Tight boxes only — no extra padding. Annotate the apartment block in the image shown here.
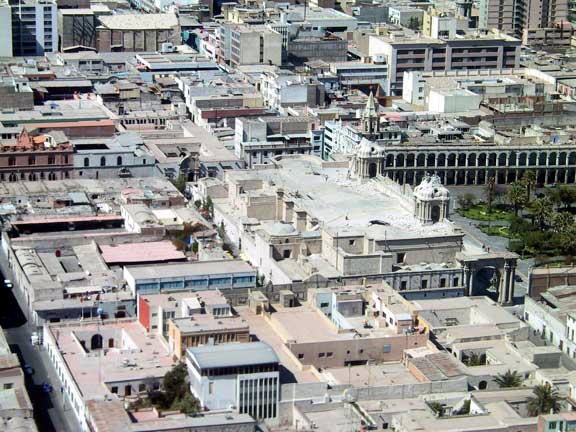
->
[479,0,568,36]
[230,25,282,66]
[369,30,521,95]
[10,0,58,56]
[0,0,12,57]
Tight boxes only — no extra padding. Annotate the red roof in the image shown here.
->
[100,241,186,264]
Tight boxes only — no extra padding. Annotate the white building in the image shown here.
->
[524,285,576,360]
[186,342,280,419]
[0,0,12,57]
[11,0,58,56]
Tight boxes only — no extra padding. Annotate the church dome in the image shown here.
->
[414,174,449,201]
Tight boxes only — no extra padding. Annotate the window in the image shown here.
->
[318,352,325,358]
[3,383,13,390]
[396,253,405,264]
[440,278,446,288]
[111,386,118,394]
[421,280,428,289]
[48,155,55,164]
[8,156,15,166]
[453,277,460,286]
[359,349,364,354]
[320,302,329,308]
[209,382,214,394]
[138,384,146,392]
[400,281,407,291]
[298,353,304,359]
[283,250,291,259]
[383,344,391,353]
[100,156,106,167]
[117,156,123,166]
[28,155,35,165]
[327,352,333,357]
[349,239,355,246]
[84,157,89,167]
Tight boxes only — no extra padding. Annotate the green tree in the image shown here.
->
[171,173,187,194]
[560,224,576,256]
[530,197,553,229]
[163,363,188,403]
[522,171,537,205]
[506,182,527,216]
[527,384,561,416]
[551,211,574,234]
[485,177,496,213]
[428,401,444,417]
[494,370,523,388]
[555,186,576,210]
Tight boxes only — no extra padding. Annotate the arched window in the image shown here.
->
[84,157,89,167]
[28,155,36,165]
[48,172,56,181]
[117,156,123,166]
[100,156,106,167]
[8,156,15,166]
[91,334,103,350]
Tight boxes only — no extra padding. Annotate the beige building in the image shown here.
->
[230,25,282,66]
[368,30,521,95]
[168,315,250,360]
[479,0,568,37]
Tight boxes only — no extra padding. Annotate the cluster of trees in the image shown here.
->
[130,363,200,415]
[460,172,576,258]
[493,371,561,416]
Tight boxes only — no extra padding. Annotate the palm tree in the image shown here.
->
[494,370,523,388]
[522,171,537,204]
[527,384,561,416]
[506,182,527,216]
[556,186,576,210]
[560,225,576,257]
[530,197,553,229]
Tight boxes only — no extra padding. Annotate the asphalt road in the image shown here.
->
[0,254,78,432]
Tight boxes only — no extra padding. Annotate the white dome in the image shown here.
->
[414,174,449,201]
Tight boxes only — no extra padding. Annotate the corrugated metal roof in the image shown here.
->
[187,342,278,369]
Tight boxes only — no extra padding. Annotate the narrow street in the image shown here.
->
[0,253,78,432]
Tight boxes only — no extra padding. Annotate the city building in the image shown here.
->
[368,29,521,95]
[58,9,96,51]
[230,25,282,66]
[479,0,568,37]
[186,342,280,419]
[10,0,58,56]
[0,129,74,182]
[123,260,257,296]
[95,13,180,52]
[0,0,13,57]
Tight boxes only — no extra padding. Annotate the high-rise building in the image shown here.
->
[10,0,58,56]
[0,0,13,57]
[479,0,568,36]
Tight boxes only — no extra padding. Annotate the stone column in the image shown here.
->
[507,265,516,304]
[464,265,472,296]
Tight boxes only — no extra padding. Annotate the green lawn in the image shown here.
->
[477,224,514,238]
[459,203,515,222]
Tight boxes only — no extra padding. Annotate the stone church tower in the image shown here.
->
[361,92,380,138]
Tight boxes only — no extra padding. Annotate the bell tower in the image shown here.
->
[361,92,380,138]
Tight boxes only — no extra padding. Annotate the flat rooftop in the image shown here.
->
[125,260,255,280]
[99,241,185,264]
[187,342,278,369]
[48,319,174,399]
[321,362,420,387]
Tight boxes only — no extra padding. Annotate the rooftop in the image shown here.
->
[99,241,186,265]
[187,341,278,369]
[124,260,254,280]
[98,13,178,30]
